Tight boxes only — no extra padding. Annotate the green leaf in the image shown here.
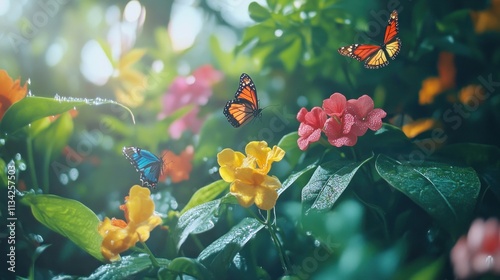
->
[0,96,134,135]
[249,2,271,22]
[278,162,317,196]
[160,257,214,280]
[88,254,171,280]
[174,194,237,250]
[21,193,104,261]
[180,180,228,215]
[277,132,301,170]
[302,156,373,214]
[33,112,73,164]
[279,36,302,72]
[197,218,264,276]
[194,114,234,163]
[357,123,411,149]
[375,154,481,237]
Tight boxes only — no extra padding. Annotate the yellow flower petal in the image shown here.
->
[230,180,256,208]
[119,49,146,70]
[127,185,155,223]
[254,184,279,211]
[230,168,281,210]
[245,141,285,174]
[217,148,245,182]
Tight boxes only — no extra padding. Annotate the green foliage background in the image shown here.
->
[1,0,500,279]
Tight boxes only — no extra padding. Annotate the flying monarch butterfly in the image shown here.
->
[223,73,262,128]
[338,10,401,69]
[123,146,165,188]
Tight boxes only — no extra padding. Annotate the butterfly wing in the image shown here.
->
[338,44,389,69]
[338,10,401,68]
[223,73,261,128]
[123,147,163,188]
[382,10,401,60]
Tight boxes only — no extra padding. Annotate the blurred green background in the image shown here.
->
[1,0,500,278]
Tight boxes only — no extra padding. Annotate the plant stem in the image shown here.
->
[140,240,160,268]
[26,137,39,191]
[265,210,291,274]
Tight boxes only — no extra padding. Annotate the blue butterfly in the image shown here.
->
[122,147,164,188]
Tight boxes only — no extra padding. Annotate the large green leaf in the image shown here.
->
[174,194,237,250]
[88,254,170,280]
[278,162,317,196]
[180,180,228,215]
[277,132,301,170]
[21,193,104,261]
[375,154,481,236]
[302,156,373,214]
[197,218,264,277]
[159,257,214,280]
[0,96,133,135]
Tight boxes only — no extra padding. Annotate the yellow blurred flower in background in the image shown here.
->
[98,185,162,261]
[110,49,148,108]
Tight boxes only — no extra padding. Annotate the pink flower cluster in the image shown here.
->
[297,93,387,150]
[451,218,500,279]
[159,65,223,139]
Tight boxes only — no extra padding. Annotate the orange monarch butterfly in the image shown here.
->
[338,10,401,69]
[223,73,262,128]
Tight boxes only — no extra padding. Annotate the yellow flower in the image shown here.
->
[0,69,28,121]
[217,141,285,210]
[110,49,147,108]
[231,168,281,210]
[98,185,162,262]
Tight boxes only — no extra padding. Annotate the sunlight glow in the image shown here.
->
[168,3,203,52]
[0,0,10,16]
[80,40,113,86]
[45,40,65,66]
[124,0,142,22]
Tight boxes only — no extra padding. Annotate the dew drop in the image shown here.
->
[59,173,69,185]
[314,239,321,247]
[14,153,21,160]
[69,168,79,181]
[18,163,26,171]
[0,139,5,145]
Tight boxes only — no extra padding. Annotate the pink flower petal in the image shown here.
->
[323,93,347,118]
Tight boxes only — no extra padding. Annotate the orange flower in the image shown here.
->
[402,118,438,138]
[459,84,485,107]
[419,52,456,105]
[470,0,500,33]
[0,70,28,120]
[98,185,162,261]
[160,145,194,183]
